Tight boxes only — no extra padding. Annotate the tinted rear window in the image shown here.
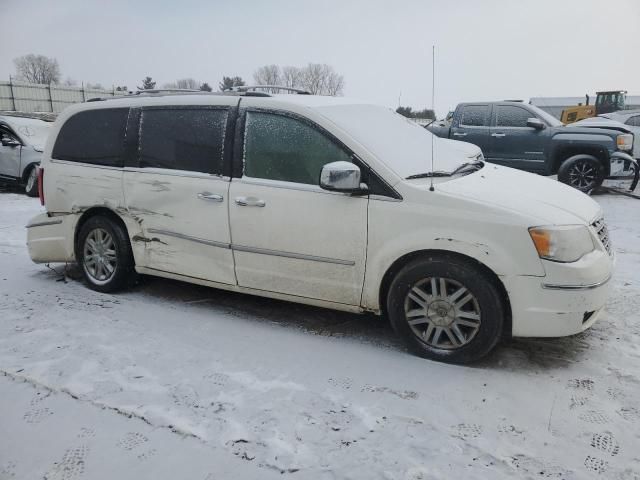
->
[138,108,228,174]
[52,109,129,167]
[460,105,489,126]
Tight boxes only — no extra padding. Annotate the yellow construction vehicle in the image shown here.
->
[561,90,627,124]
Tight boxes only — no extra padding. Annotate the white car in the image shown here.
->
[26,91,614,363]
[0,115,51,196]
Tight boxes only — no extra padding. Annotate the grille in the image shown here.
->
[592,217,612,256]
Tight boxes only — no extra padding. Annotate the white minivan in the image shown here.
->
[27,91,614,363]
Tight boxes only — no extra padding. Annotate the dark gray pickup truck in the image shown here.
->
[428,101,635,191]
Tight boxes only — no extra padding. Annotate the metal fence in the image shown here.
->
[0,79,127,114]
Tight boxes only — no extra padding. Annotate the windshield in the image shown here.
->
[527,105,563,127]
[315,104,470,179]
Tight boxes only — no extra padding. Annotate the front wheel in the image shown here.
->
[24,166,38,197]
[386,255,504,364]
[77,216,135,293]
[557,155,604,193]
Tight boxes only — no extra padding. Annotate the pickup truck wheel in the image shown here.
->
[386,255,504,364]
[557,155,604,192]
[24,166,39,197]
[77,216,135,293]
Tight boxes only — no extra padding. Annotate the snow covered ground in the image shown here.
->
[0,189,639,480]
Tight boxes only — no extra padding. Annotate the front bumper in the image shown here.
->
[506,247,614,337]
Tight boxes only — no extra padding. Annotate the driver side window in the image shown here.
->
[243,111,352,185]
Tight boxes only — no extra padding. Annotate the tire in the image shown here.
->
[77,216,135,293]
[386,255,504,364]
[24,166,38,197]
[557,155,604,193]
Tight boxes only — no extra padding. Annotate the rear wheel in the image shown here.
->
[557,155,604,192]
[386,255,504,364]
[77,216,135,293]
[24,166,38,197]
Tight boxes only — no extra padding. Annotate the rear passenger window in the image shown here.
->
[496,106,533,127]
[139,108,228,174]
[460,105,489,127]
[52,109,128,167]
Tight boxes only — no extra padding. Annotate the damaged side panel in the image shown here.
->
[122,169,236,286]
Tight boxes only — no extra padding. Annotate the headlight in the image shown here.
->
[617,133,633,151]
[528,225,595,263]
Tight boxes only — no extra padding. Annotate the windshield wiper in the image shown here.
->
[450,161,483,175]
[406,161,483,180]
[406,171,452,180]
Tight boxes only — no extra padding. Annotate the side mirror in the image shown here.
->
[320,161,367,193]
[1,138,21,147]
[526,118,545,130]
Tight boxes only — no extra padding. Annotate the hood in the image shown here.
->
[0,115,51,150]
[437,164,601,225]
[559,124,621,136]
[569,117,632,134]
[438,138,483,160]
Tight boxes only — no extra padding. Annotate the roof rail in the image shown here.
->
[228,85,311,95]
[84,89,274,104]
[135,88,200,95]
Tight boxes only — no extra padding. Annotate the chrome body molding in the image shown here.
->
[541,274,611,291]
[232,244,355,266]
[26,218,63,229]
[145,228,355,266]
[146,228,230,249]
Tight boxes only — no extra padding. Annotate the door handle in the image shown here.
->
[453,132,467,137]
[491,133,506,138]
[235,196,266,207]
[197,192,224,202]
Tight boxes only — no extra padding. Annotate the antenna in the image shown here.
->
[429,45,435,192]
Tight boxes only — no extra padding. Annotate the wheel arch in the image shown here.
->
[73,207,132,260]
[551,146,610,176]
[21,162,40,183]
[378,249,512,338]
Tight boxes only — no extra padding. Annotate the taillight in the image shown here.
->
[38,167,44,206]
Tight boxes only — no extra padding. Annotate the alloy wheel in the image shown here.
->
[404,276,481,349]
[25,167,37,193]
[568,160,598,190]
[83,228,117,285]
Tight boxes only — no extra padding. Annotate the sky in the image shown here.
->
[2,0,639,117]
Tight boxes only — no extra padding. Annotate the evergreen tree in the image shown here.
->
[138,76,156,90]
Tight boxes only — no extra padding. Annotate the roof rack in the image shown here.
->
[227,85,311,95]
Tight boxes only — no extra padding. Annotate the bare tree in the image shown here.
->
[281,66,302,90]
[176,78,199,89]
[62,77,77,87]
[86,83,105,90]
[299,63,344,96]
[13,54,61,84]
[253,65,281,92]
